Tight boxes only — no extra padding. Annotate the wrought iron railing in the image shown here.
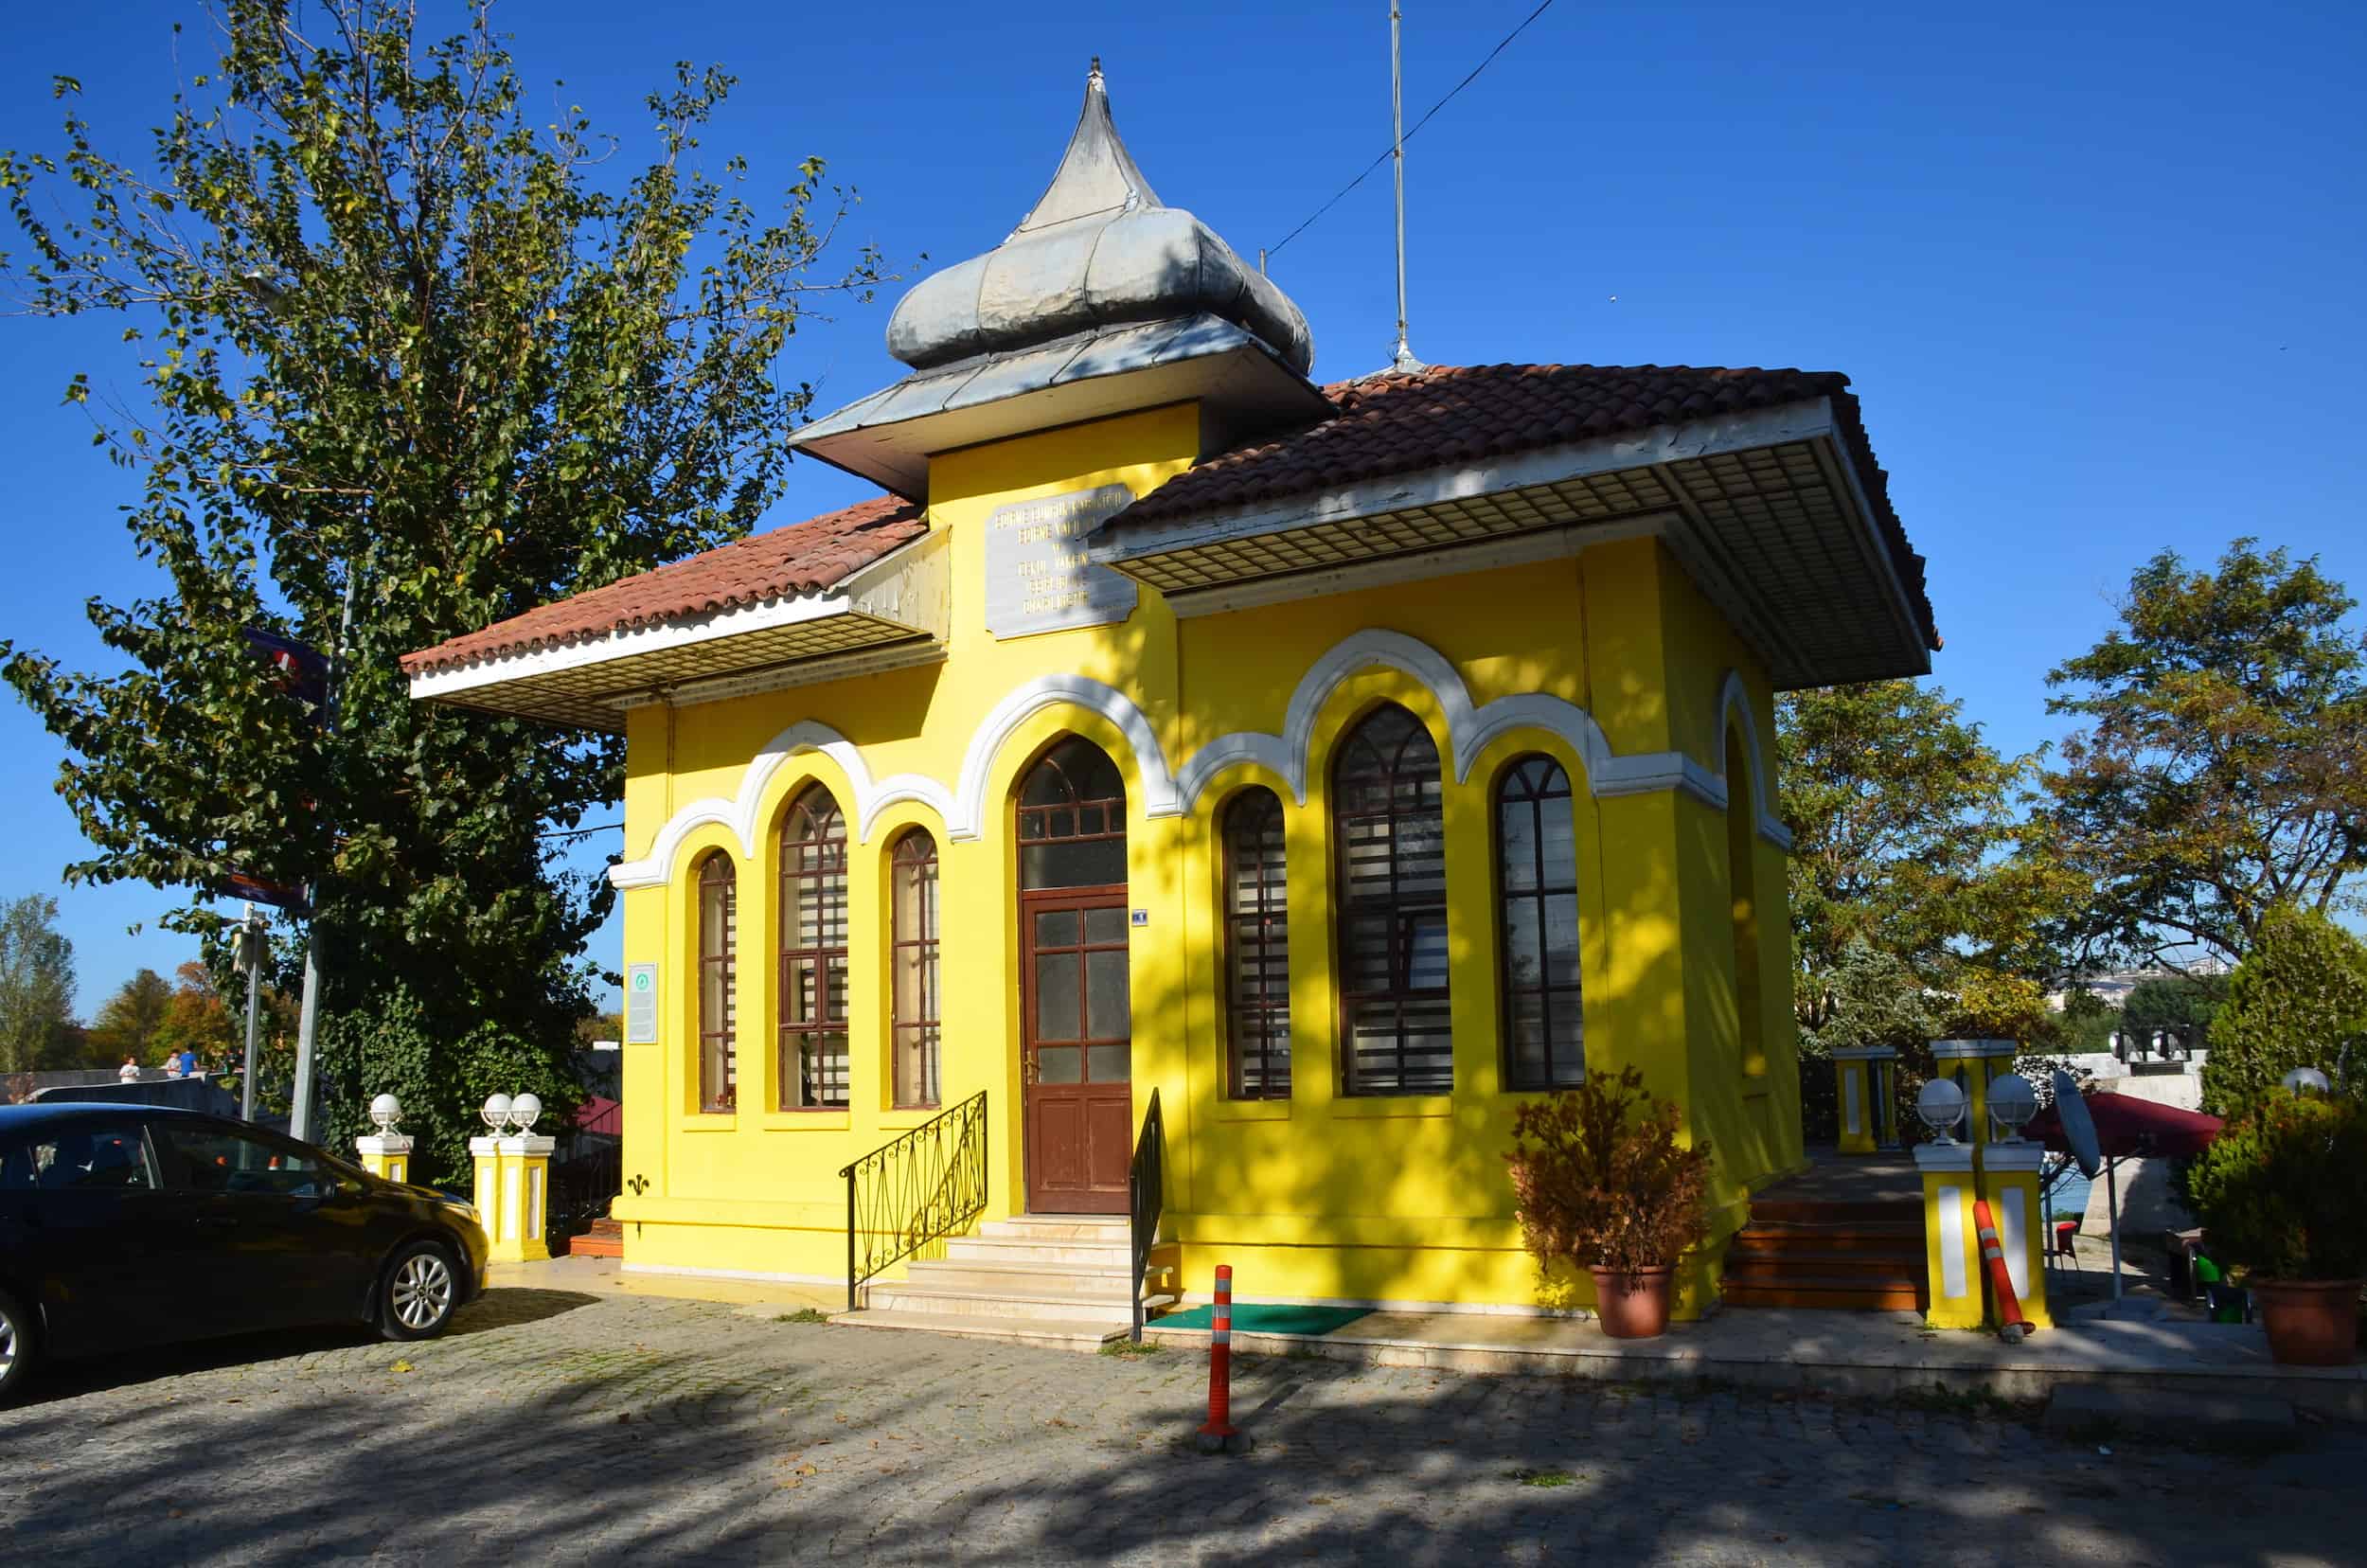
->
[838,1090,988,1311]
[1129,1087,1166,1344]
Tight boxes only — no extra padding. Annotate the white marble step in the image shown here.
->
[944,1234,1133,1268]
[865,1280,1140,1321]
[907,1258,1137,1299]
[980,1215,1131,1244]
[832,1307,1129,1351]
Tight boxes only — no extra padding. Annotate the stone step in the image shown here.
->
[1748,1198,1925,1226]
[905,1258,1139,1299]
[1727,1222,1925,1254]
[980,1216,1132,1244]
[1719,1274,1928,1312]
[832,1307,1130,1352]
[566,1231,624,1258]
[865,1280,1147,1322]
[1721,1252,1924,1283]
[946,1234,1133,1268]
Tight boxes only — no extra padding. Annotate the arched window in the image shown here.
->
[1221,788,1290,1099]
[778,786,849,1110]
[1017,736,1127,890]
[1333,704,1452,1096]
[890,829,941,1109]
[696,851,738,1114]
[1726,729,1766,1077]
[1497,756,1584,1089]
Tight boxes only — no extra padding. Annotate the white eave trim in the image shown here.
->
[404,530,948,707]
[1088,400,1842,567]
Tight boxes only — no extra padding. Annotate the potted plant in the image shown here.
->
[1506,1067,1714,1339]
[2187,1090,2367,1365]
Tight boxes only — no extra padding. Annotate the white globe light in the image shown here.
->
[481,1092,513,1131]
[2283,1066,2332,1096]
[510,1093,543,1135]
[369,1093,401,1134]
[1916,1078,1967,1143]
[1987,1074,2038,1140]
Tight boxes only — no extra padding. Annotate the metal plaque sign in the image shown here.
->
[983,482,1138,639]
[626,962,659,1044]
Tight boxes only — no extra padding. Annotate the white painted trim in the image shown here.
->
[2001,1185,2031,1300]
[409,590,870,702]
[1939,1186,1967,1299]
[1842,1068,1862,1136]
[1092,401,1839,565]
[1164,1290,1589,1321]
[948,675,1179,841]
[1715,668,1796,850]
[608,719,955,888]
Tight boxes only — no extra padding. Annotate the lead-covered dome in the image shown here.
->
[885,62,1314,375]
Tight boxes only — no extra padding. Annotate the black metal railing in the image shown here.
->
[1128,1088,1166,1344]
[546,1138,623,1255]
[838,1091,988,1311]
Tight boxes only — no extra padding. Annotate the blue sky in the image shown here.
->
[3,0,2361,1013]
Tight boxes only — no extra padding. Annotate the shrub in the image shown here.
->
[2201,904,2367,1118]
[2188,1092,2367,1280]
[1506,1067,1713,1278]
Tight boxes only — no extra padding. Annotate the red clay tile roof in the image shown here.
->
[1106,362,1937,650]
[400,495,928,675]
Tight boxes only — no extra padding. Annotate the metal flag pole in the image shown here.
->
[239,900,263,1123]
[1388,2,1425,374]
[288,549,360,1143]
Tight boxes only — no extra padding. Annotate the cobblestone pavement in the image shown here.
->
[2,1287,2359,1566]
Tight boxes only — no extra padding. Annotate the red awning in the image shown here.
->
[2028,1091,2223,1161]
[575,1096,620,1135]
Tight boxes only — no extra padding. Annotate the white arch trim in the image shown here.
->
[608,639,1789,890]
[1715,668,1794,849]
[947,674,1180,841]
[608,720,955,889]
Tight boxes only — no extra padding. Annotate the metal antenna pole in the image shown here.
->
[1388,2,1425,373]
[239,900,263,1123]
[289,553,357,1142]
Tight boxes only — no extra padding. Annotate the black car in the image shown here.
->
[0,1102,490,1400]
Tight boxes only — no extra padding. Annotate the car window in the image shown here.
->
[156,1124,338,1199]
[0,1124,156,1192]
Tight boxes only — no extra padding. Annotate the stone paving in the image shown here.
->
[2,1287,2359,1565]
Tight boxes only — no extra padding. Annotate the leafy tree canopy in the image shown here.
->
[0,1,889,1177]
[2036,539,2367,967]
[2199,903,2367,1117]
[88,967,175,1064]
[0,893,80,1073]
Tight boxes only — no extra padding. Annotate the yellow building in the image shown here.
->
[403,67,1936,1331]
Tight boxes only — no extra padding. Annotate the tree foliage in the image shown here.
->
[2199,904,2367,1118]
[0,2,887,1178]
[153,959,243,1068]
[1778,680,2047,1029]
[88,966,175,1064]
[2036,540,2367,967]
[2189,1091,2367,1280]
[0,894,80,1072]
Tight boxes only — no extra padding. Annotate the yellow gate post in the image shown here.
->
[1979,1139,2052,1330]
[1912,1078,1984,1327]
[1830,1045,1895,1155]
[470,1093,555,1263]
[1929,1041,2018,1153]
[355,1093,413,1185]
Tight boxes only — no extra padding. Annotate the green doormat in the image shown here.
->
[1155,1303,1369,1336]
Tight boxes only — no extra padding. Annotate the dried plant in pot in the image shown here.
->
[1506,1067,1714,1339]
[2188,1090,2367,1365]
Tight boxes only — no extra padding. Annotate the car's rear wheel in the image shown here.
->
[379,1241,460,1342]
[0,1287,37,1403]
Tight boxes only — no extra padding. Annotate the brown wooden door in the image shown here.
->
[1021,886,1132,1213]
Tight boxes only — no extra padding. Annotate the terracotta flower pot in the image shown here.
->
[1589,1265,1675,1339]
[2251,1277,2361,1366]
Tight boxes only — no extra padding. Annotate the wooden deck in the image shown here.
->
[1719,1148,1927,1312]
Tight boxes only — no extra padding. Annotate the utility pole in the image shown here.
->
[238,900,263,1123]
[288,550,361,1143]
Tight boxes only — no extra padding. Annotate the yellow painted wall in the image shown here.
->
[608,403,1802,1316]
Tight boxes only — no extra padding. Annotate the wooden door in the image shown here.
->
[1021,887,1132,1213]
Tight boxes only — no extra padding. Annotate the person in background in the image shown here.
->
[163,1054,184,1079]
[117,1056,139,1083]
[177,1046,198,1078]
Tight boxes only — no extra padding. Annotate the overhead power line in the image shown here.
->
[1266,0,1562,262]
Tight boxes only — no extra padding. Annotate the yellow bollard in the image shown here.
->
[1913,1140,1984,1328]
[1979,1140,2052,1330]
[1830,1046,1895,1154]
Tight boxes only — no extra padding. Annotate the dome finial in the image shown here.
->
[1089,56,1104,91]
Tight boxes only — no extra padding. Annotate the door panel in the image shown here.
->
[0,1120,182,1354]
[152,1121,375,1330]
[1023,885,1132,1214]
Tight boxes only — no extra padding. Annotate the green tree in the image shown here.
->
[2199,904,2367,1117]
[151,959,241,1070]
[1779,680,2041,1031]
[88,967,175,1064]
[0,1,889,1178]
[2120,971,2226,1048]
[0,893,79,1072]
[2037,540,2367,967]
